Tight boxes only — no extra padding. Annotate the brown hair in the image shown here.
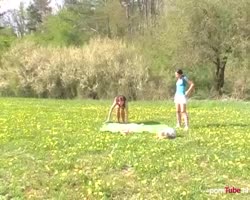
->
[176,69,183,75]
[116,95,126,108]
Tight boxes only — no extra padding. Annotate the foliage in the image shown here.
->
[160,0,250,96]
[26,0,52,32]
[0,0,249,99]
[0,27,16,50]
[0,28,16,68]
[29,9,84,46]
[0,38,149,99]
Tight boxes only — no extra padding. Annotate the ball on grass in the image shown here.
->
[157,128,176,139]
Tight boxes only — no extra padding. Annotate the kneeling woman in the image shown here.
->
[106,95,128,123]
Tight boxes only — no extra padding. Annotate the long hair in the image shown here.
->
[116,95,126,108]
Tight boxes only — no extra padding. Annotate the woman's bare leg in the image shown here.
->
[121,108,125,123]
[175,104,181,127]
[180,104,189,130]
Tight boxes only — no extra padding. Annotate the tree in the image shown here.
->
[32,9,83,46]
[4,3,27,37]
[26,0,52,32]
[189,1,234,95]
[14,3,27,37]
[0,1,17,53]
[62,0,111,40]
[163,0,249,96]
[33,0,52,18]
[26,4,42,32]
[61,0,165,39]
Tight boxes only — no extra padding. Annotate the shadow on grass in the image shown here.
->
[133,121,162,125]
[202,123,249,128]
[173,135,185,138]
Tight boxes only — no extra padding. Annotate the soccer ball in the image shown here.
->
[157,128,176,139]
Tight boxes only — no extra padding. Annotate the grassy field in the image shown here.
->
[0,98,249,200]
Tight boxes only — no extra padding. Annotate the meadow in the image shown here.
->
[0,98,249,200]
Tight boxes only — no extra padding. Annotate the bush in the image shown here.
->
[0,38,150,99]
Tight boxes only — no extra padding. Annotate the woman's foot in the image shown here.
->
[176,124,181,128]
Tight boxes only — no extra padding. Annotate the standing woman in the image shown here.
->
[106,95,128,123]
[174,69,194,130]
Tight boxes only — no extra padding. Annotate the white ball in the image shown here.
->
[158,128,176,139]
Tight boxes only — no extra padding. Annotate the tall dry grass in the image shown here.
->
[0,38,150,99]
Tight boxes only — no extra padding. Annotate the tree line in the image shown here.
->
[0,0,249,100]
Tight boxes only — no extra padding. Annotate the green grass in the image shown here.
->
[0,98,249,200]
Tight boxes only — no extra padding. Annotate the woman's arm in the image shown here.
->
[106,99,116,122]
[185,80,195,97]
[124,102,128,123]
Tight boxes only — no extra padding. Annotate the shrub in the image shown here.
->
[0,38,149,99]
